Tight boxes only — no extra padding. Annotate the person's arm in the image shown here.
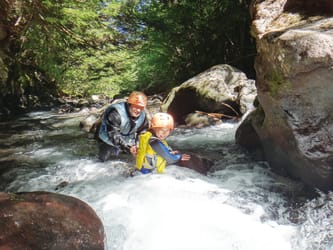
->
[127,112,149,156]
[105,109,132,152]
[149,138,182,164]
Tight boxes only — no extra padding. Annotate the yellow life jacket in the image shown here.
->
[136,131,168,173]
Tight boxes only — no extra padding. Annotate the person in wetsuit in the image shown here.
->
[136,112,190,174]
[97,91,149,162]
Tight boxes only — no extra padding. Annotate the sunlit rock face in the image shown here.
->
[160,64,257,125]
[0,191,105,249]
[246,0,333,190]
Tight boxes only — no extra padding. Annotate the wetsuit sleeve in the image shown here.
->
[105,108,131,151]
[149,138,181,164]
[133,112,149,144]
[136,113,149,134]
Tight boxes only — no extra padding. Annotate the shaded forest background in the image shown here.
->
[0,0,255,117]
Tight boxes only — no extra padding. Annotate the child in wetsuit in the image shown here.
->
[135,112,190,174]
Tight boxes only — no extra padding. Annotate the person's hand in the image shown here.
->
[130,145,138,156]
[181,153,191,161]
[170,150,179,154]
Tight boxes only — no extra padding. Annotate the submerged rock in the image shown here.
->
[177,153,214,175]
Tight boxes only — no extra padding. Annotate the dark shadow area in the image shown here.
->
[166,87,242,125]
[167,88,198,124]
[284,0,333,16]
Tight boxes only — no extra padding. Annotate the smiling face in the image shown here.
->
[128,104,144,118]
[153,127,171,140]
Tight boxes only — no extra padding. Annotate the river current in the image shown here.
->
[0,110,333,250]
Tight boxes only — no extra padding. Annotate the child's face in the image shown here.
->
[153,127,171,140]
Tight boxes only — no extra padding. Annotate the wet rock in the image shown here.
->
[0,191,105,249]
[244,0,333,191]
[177,153,214,175]
[54,181,70,191]
[235,111,265,161]
[80,114,100,133]
[184,112,222,128]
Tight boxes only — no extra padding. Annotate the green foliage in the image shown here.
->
[4,0,255,104]
[61,46,138,96]
[55,1,140,97]
[116,0,255,93]
[18,0,139,98]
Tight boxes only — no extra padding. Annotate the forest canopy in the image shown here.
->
[0,0,255,113]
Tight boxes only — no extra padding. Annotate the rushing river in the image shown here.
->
[1,110,333,250]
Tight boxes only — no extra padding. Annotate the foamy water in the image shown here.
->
[1,111,332,250]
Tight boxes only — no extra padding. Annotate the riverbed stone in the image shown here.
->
[0,191,105,249]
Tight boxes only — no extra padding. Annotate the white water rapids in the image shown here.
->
[1,110,333,250]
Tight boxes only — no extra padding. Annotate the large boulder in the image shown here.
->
[160,64,257,125]
[0,191,105,249]
[237,0,333,191]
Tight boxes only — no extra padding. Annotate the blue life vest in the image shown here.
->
[98,102,146,147]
